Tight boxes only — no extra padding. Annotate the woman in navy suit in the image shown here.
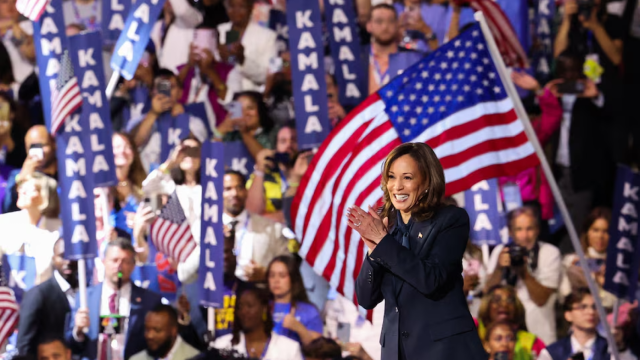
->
[348,142,487,360]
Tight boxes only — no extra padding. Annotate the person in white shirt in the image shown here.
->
[214,287,303,360]
[67,238,165,360]
[538,289,610,360]
[485,206,562,344]
[130,305,200,360]
[217,0,277,100]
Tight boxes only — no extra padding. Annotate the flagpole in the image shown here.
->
[105,70,121,100]
[474,11,620,359]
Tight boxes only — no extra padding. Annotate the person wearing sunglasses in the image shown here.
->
[538,288,609,360]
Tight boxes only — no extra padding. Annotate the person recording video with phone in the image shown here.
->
[485,207,562,345]
[128,69,208,172]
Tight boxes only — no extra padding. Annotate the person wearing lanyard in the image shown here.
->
[538,289,609,360]
[62,0,101,30]
[213,287,303,360]
[246,124,298,224]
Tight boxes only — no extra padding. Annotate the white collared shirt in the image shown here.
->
[538,334,598,360]
[100,282,132,317]
[160,336,182,360]
[223,210,252,280]
[54,270,76,309]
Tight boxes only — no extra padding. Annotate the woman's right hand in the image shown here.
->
[255,149,275,173]
[563,0,577,20]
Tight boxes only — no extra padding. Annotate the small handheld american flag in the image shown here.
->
[0,287,19,348]
[150,192,197,263]
[15,0,48,22]
[51,50,83,136]
[292,23,538,316]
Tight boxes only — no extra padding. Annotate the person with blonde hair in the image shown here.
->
[0,171,61,285]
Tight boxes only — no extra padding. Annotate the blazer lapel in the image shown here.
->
[394,219,435,297]
[126,285,143,343]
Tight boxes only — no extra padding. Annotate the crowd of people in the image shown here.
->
[0,0,639,359]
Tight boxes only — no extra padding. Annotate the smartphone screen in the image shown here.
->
[155,79,172,97]
[227,101,243,119]
[336,322,351,343]
[226,29,240,45]
[556,81,585,95]
[29,144,44,161]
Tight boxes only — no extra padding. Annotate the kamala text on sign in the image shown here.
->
[102,0,131,44]
[33,0,67,130]
[464,179,503,246]
[324,0,365,107]
[287,0,330,150]
[68,31,118,187]
[604,166,640,299]
[199,141,224,308]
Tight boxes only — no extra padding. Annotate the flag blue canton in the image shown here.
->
[57,50,75,90]
[379,23,508,143]
[159,192,187,223]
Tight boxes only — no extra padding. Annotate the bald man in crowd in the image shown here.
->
[2,124,57,213]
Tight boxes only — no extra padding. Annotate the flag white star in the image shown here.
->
[422,95,429,102]
[421,71,429,78]
[494,86,501,94]
[398,94,405,101]
[403,105,410,111]
[422,118,429,125]
[415,82,423,90]
[477,43,484,50]
[451,84,458,91]
[440,62,448,70]
[428,84,435,91]
[452,62,459,69]
[488,72,496,79]
[466,41,472,47]
[476,66,483,73]
[470,75,478,82]
[482,80,489,87]
[397,116,404,123]
[447,51,455,59]
[391,105,399,112]
[409,94,416,101]
[458,51,465,58]
[439,106,446,112]
[464,63,471,69]
[445,95,452,102]
[410,118,417,125]
[418,62,424,69]
[445,73,452,80]
[433,95,441,102]
[472,30,479,37]
[429,60,436,67]
[386,90,393,97]
[483,58,490,65]
[416,107,423,114]
[403,128,411,136]
[476,88,483,95]
[464,85,471,92]
[434,73,441,80]
[457,95,464,101]
[439,84,446,91]
[403,77,409,83]
[428,107,435,114]
[471,52,478,59]
[458,73,465,80]
[454,40,461,47]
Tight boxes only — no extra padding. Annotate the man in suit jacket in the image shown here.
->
[130,305,200,360]
[18,238,78,356]
[66,238,165,360]
[222,170,290,282]
[538,289,609,360]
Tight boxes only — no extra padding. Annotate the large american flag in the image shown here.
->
[51,50,82,136]
[16,0,48,22]
[150,192,197,263]
[291,23,538,309]
[455,0,528,68]
[0,287,19,347]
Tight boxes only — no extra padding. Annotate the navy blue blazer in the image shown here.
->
[545,334,608,360]
[356,205,487,360]
[66,283,163,360]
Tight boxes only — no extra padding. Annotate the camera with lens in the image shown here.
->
[508,245,527,267]
[577,0,595,20]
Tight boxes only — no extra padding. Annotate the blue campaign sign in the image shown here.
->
[32,0,68,132]
[158,112,190,163]
[2,254,36,303]
[268,9,289,54]
[56,115,98,260]
[68,31,118,187]
[502,183,523,213]
[223,141,255,177]
[199,141,224,308]
[102,0,132,44]
[131,264,160,293]
[324,0,365,108]
[464,179,503,246]
[110,0,166,80]
[287,0,330,151]
[184,102,212,137]
[603,165,640,300]
[533,0,555,82]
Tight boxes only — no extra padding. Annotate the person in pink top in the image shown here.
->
[499,72,563,224]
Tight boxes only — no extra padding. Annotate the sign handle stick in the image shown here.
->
[78,258,88,309]
[106,70,121,100]
[101,187,111,239]
[474,11,620,359]
[207,307,214,332]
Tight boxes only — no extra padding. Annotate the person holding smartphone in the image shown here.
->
[217,0,277,99]
[538,289,609,360]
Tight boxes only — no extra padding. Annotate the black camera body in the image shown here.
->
[508,245,527,267]
[577,0,595,19]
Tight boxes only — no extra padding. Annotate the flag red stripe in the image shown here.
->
[426,109,519,149]
[437,132,531,169]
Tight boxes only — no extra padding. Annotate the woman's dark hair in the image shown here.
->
[233,91,274,133]
[484,319,517,342]
[0,42,15,85]
[231,287,274,346]
[112,132,147,189]
[580,207,611,252]
[302,337,342,358]
[380,142,445,226]
[170,137,202,185]
[266,255,310,306]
